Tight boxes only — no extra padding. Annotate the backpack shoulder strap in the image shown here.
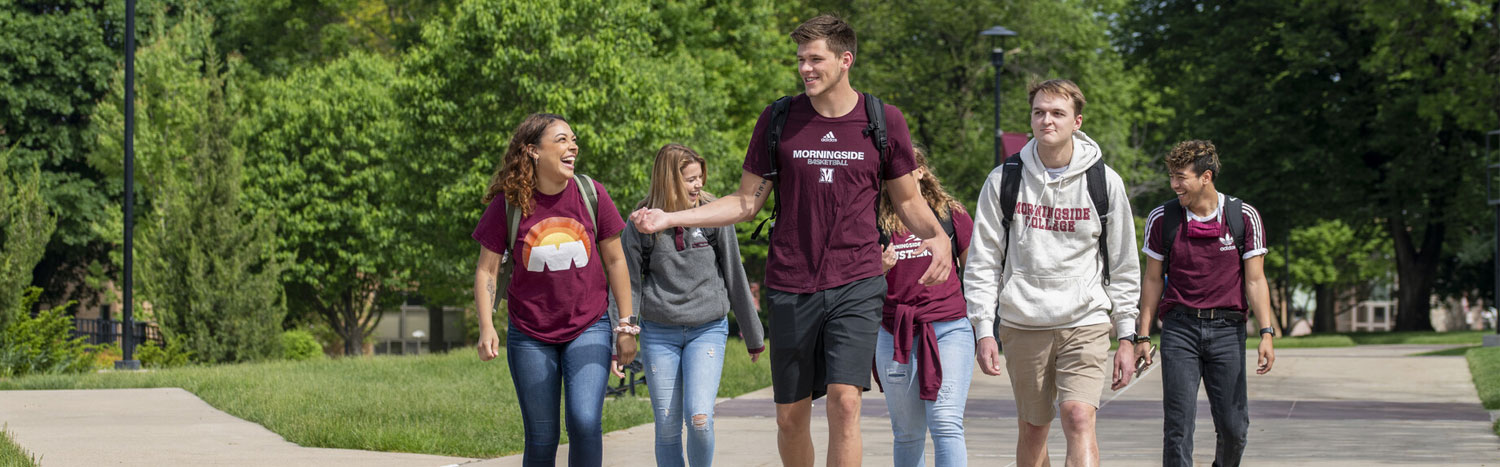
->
[1161,198,1185,274]
[1086,160,1112,284]
[751,96,795,240]
[574,174,598,240]
[505,200,521,261]
[999,153,1023,270]
[1224,196,1246,260]
[861,93,889,164]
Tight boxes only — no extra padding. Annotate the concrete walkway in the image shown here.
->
[2,345,1496,466]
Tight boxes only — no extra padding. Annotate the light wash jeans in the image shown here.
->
[641,317,729,467]
[875,317,974,467]
[506,314,611,467]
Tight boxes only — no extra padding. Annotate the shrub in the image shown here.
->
[137,335,193,369]
[280,330,325,361]
[0,288,92,378]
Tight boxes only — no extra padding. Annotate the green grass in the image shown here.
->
[1346,330,1489,345]
[1412,345,1479,357]
[1463,346,1500,436]
[0,338,771,459]
[0,425,38,467]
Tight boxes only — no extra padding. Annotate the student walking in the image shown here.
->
[612,143,766,467]
[874,147,974,467]
[472,113,637,467]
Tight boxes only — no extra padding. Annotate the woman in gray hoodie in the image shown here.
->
[610,143,765,467]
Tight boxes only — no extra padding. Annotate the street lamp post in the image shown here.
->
[1486,129,1500,347]
[116,0,140,370]
[981,26,1017,168]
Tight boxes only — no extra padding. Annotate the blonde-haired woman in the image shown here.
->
[611,143,764,467]
[875,146,974,466]
[471,113,636,466]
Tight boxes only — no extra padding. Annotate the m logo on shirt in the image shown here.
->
[819,168,835,184]
[522,217,592,272]
[821,131,837,143]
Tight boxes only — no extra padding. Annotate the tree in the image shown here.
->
[394,0,789,306]
[1122,0,1500,330]
[1267,220,1391,332]
[241,52,405,356]
[207,0,459,76]
[88,7,286,363]
[0,148,58,322]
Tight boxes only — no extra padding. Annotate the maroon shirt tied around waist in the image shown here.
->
[880,208,973,401]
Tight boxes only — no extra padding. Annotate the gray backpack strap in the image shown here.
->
[505,200,522,261]
[575,174,599,238]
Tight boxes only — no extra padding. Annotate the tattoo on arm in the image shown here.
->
[753,179,769,198]
[486,279,496,312]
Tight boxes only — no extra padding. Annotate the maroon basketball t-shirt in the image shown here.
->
[471,178,626,343]
[1142,193,1267,313]
[743,93,917,293]
[883,208,974,318]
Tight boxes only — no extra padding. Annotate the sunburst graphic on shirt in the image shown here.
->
[521,217,591,272]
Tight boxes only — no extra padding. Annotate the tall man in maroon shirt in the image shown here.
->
[631,15,952,467]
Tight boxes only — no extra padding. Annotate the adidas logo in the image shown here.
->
[821,131,837,143]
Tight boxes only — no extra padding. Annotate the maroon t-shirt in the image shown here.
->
[882,208,974,318]
[472,178,626,343]
[743,93,917,293]
[1143,194,1267,313]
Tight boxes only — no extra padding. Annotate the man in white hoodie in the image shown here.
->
[964,79,1141,467]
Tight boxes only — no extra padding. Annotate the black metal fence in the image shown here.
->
[72,318,165,347]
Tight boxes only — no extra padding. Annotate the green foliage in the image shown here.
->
[394,0,790,305]
[90,7,287,363]
[1266,219,1390,287]
[241,52,404,356]
[1122,0,1500,330]
[208,0,459,75]
[1466,346,1500,412]
[0,287,92,378]
[136,335,192,369]
[279,330,325,361]
[0,149,58,322]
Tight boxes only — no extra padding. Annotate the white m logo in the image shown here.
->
[819,168,835,183]
[526,240,590,272]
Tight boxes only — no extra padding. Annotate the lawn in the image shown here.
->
[0,338,771,459]
[0,425,37,467]
[1465,346,1500,436]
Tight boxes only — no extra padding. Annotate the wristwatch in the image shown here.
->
[621,315,640,327]
[1118,333,1137,344]
[1258,327,1275,336]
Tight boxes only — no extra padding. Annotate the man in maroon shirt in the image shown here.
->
[1135,140,1276,467]
[631,15,952,467]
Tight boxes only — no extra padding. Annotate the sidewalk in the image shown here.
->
[2,345,1496,466]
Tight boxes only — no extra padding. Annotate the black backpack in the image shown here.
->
[750,93,890,240]
[997,153,1115,284]
[1157,196,1247,274]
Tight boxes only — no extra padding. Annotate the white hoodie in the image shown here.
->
[964,130,1141,339]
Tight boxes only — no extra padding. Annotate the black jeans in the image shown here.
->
[1160,311,1248,467]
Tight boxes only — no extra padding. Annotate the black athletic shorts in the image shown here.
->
[766,274,886,404]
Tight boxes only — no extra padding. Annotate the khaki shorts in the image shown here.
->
[998,323,1110,426]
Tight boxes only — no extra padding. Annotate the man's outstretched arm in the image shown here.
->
[885,172,952,286]
[631,170,772,233]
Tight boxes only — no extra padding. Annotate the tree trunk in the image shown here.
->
[342,292,361,356]
[1389,216,1442,331]
[1313,283,1337,333]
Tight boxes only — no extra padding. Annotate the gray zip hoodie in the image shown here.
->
[609,220,765,351]
[963,130,1141,340]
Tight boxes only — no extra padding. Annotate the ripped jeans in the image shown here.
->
[876,317,974,467]
[640,317,729,467]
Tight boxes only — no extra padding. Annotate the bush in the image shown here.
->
[280,330,324,361]
[89,342,122,370]
[0,288,92,378]
[137,335,193,369]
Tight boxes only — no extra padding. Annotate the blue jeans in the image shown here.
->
[875,318,974,467]
[507,315,612,467]
[1160,312,1248,467]
[640,318,729,467]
